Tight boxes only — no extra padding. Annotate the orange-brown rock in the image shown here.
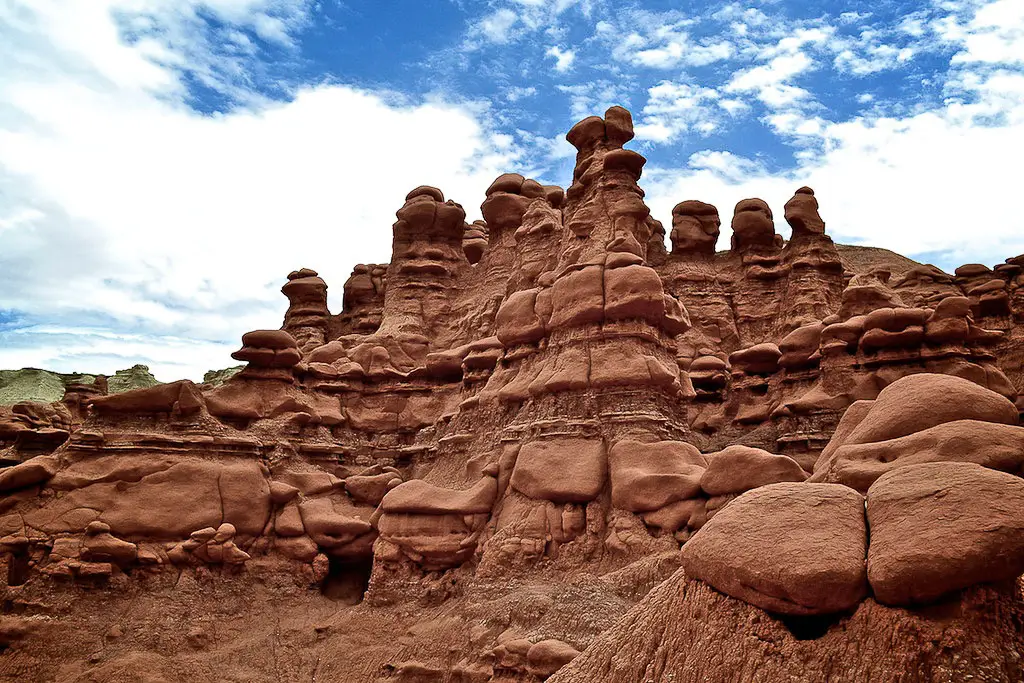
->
[5,105,1024,682]
[670,200,720,255]
[730,198,777,252]
[700,446,807,496]
[866,462,1024,605]
[682,482,868,615]
[784,186,826,236]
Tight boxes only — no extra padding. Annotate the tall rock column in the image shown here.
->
[374,185,469,359]
[281,268,329,354]
[461,107,698,574]
[780,186,845,331]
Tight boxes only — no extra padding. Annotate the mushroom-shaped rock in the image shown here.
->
[566,116,606,151]
[866,462,1024,606]
[783,186,826,236]
[481,173,555,241]
[232,330,301,369]
[700,445,807,496]
[281,269,329,352]
[728,343,782,375]
[681,482,868,615]
[730,199,776,252]
[604,105,635,146]
[670,200,720,255]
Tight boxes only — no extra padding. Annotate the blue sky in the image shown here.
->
[0,0,1022,380]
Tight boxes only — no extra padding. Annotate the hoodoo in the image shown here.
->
[2,107,1024,682]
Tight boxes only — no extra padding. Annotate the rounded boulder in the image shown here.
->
[681,482,868,615]
[866,461,1024,606]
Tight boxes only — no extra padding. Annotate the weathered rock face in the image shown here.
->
[670,200,720,256]
[4,106,1024,681]
[866,462,1024,606]
[282,268,330,353]
[550,572,1024,683]
[682,482,868,615]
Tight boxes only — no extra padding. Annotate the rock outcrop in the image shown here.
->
[3,106,1024,682]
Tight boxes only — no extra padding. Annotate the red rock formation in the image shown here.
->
[282,268,329,353]
[3,106,1024,681]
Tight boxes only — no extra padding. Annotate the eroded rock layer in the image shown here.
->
[2,107,1024,682]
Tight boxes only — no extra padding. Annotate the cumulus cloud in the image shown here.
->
[545,46,576,72]
[0,0,518,380]
[633,81,722,142]
[951,0,1024,64]
[4,0,1024,382]
[726,52,814,106]
[643,79,1024,271]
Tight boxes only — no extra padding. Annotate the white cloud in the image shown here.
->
[634,81,722,142]
[601,13,733,69]
[952,0,1024,64]
[643,78,1024,272]
[545,45,576,72]
[477,9,519,44]
[556,81,631,120]
[727,52,814,107]
[506,85,538,102]
[466,0,594,46]
[0,1,518,380]
[835,43,914,75]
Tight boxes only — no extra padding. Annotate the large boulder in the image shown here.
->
[608,439,705,512]
[700,446,807,496]
[380,476,496,515]
[0,455,59,492]
[815,420,1024,492]
[511,438,606,503]
[835,373,1017,448]
[866,462,1024,606]
[681,482,868,615]
[811,373,1023,491]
